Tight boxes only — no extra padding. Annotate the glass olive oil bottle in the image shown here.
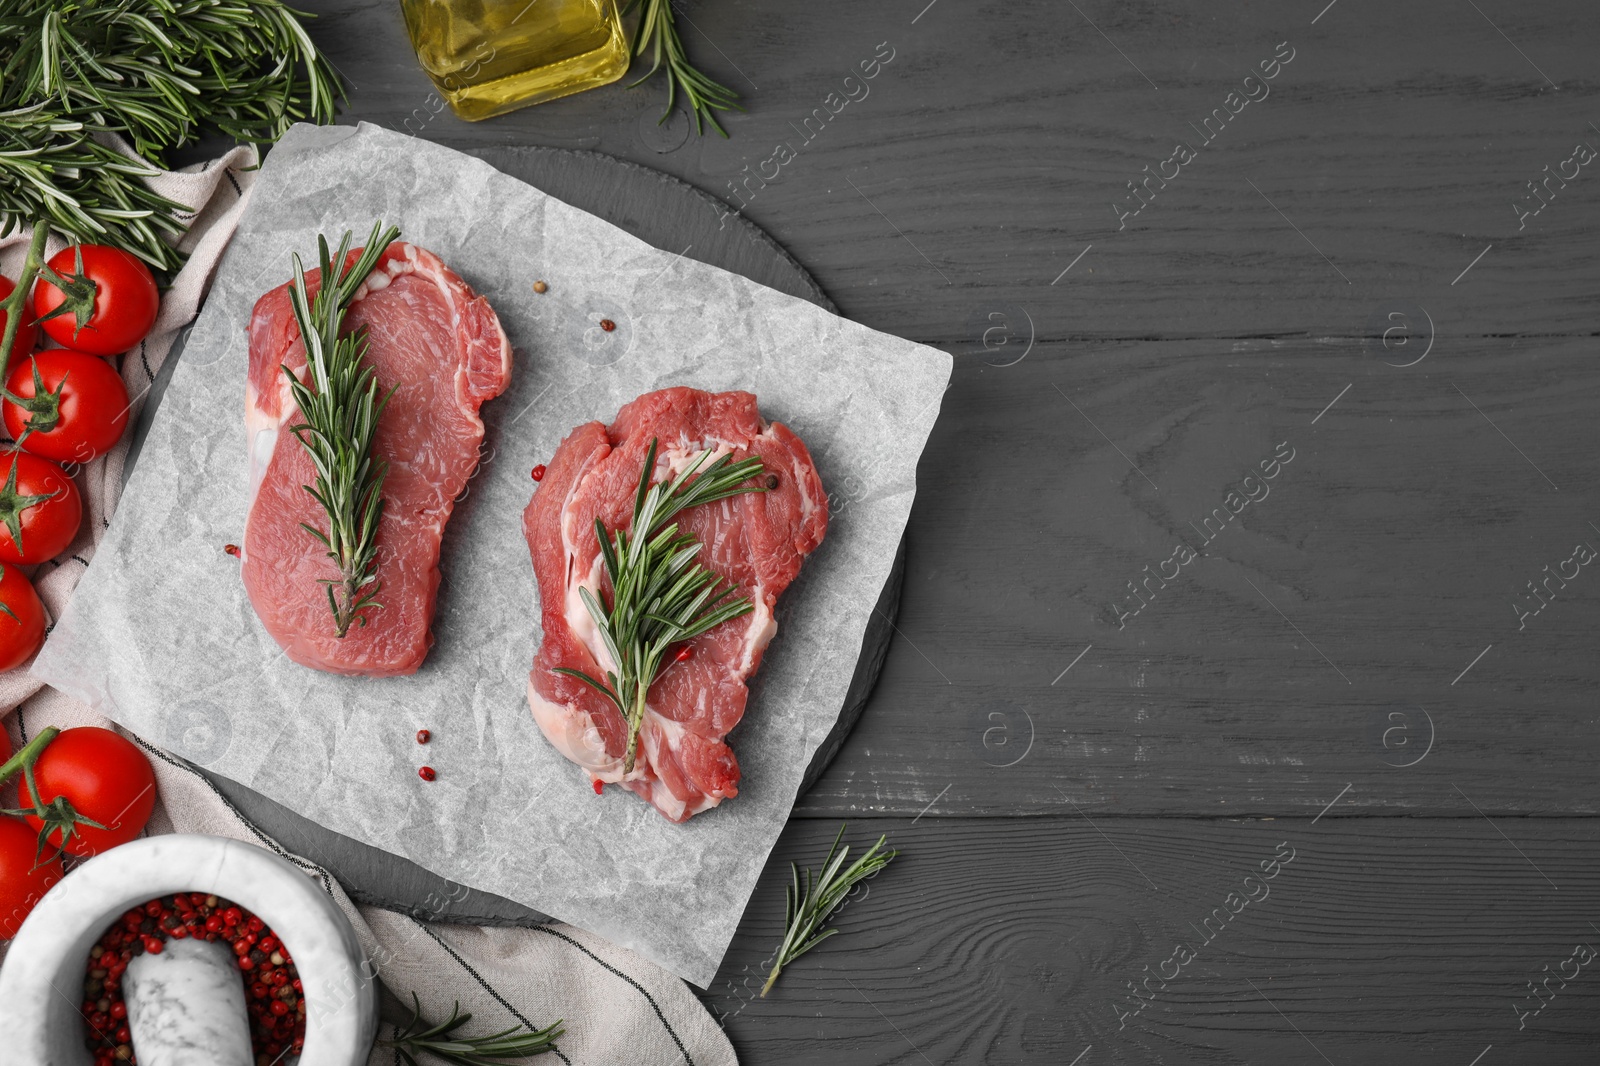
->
[399,0,631,121]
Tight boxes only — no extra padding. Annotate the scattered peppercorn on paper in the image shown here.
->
[34,122,952,987]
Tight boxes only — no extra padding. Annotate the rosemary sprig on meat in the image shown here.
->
[553,439,766,772]
[283,221,399,638]
[623,0,743,137]
[0,0,340,271]
[763,825,897,996]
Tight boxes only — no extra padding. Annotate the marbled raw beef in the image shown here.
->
[242,242,511,676]
[525,388,827,821]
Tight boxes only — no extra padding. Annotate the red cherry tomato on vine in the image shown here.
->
[0,451,82,564]
[0,564,45,672]
[4,350,130,464]
[30,245,158,357]
[22,727,157,857]
[0,813,62,938]
[0,276,37,360]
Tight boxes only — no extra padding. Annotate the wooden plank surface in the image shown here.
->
[299,0,1600,817]
[799,333,1600,818]
[714,816,1600,1065]
[277,0,1600,1060]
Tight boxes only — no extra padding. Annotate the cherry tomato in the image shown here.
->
[0,277,37,360]
[4,350,130,464]
[0,813,61,938]
[23,727,157,857]
[0,451,82,564]
[30,245,159,357]
[0,564,45,672]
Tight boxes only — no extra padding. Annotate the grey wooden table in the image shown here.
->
[288,1,1600,1062]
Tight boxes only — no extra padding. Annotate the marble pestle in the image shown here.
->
[123,937,254,1066]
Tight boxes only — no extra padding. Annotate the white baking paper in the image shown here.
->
[34,122,951,987]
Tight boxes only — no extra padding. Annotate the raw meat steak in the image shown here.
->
[525,388,828,821]
[242,241,511,676]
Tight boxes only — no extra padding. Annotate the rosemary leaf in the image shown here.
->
[283,220,399,638]
[763,825,897,996]
[552,438,766,772]
[0,0,340,271]
[378,993,564,1064]
[622,0,743,138]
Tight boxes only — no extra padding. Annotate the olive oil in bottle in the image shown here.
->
[399,0,631,122]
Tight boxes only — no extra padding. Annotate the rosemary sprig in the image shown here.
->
[623,0,744,137]
[763,825,897,996]
[0,0,340,270]
[378,993,563,1065]
[553,438,766,772]
[282,221,400,638]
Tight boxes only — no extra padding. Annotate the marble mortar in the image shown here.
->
[0,834,377,1065]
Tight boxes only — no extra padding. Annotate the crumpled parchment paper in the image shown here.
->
[34,122,951,987]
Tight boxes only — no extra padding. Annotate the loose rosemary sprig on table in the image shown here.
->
[624,0,744,137]
[283,221,400,638]
[379,993,563,1065]
[554,438,766,772]
[0,0,340,270]
[763,825,897,996]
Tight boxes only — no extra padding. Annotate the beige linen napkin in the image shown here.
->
[0,136,736,1066]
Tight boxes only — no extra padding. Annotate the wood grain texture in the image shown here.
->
[798,333,1600,818]
[711,816,1600,1065]
[296,0,1600,817]
[263,0,1600,1060]
[300,0,1600,341]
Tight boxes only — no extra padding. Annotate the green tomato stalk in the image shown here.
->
[0,220,49,388]
[0,725,108,868]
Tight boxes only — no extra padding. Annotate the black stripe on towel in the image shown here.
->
[532,924,695,1066]
[127,736,339,900]
[419,922,572,1065]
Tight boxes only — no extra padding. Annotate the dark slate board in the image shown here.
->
[176,145,901,925]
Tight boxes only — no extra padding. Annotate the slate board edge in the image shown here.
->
[472,145,840,315]
[167,144,898,926]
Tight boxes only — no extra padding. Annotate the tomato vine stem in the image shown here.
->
[0,220,50,387]
[0,723,56,792]
[0,726,113,867]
